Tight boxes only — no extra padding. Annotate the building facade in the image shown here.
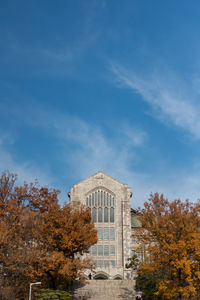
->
[69,171,141,280]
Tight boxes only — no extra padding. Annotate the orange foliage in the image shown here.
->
[136,193,200,299]
[0,171,97,298]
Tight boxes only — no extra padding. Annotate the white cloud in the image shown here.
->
[111,63,200,139]
[1,103,200,207]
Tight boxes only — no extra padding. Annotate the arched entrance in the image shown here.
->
[113,275,123,280]
[93,272,109,280]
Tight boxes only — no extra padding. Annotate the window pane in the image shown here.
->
[100,191,103,206]
[95,192,97,206]
[86,197,88,207]
[104,260,109,267]
[91,245,97,256]
[109,195,111,206]
[98,245,103,256]
[97,260,103,267]
[111,260,115,266]
[92,193,94,206]
[104,207,108,222]
[104,245,109,256]
[92,207,97,222]
[103,191,106,206]
[104,227,109,240]
[111,197,115,207]
[110,245,115,256]
[89,195,91,207]
[98,228,103,241]
[110,228,115,240]
[98,207,102,222]
[106,193,108,206]
[110,207,114,222]
[98,191,100,206]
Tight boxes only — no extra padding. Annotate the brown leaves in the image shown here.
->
[136,193,200,299]
[0,171,97,298]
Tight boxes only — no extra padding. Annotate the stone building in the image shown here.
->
[69,171,142,281]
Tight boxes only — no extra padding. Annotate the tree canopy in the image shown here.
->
[135,193,200,300]
[0,171,97,299]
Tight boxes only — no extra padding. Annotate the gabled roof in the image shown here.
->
[74,171,128,187]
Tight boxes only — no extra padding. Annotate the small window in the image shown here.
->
[98,228,103,241]
[92,193,94,206]
[110,260,115,266]
[104,245,109,256]
[104,207,108,222]
[104,227,109,240]
[111,197,115,207]
[110,228,115,241]
[86,197,88,206]
[110,245,115,256]
[92,207,97,222]
[106,193,108,206]
[101,191,103,206]
[89,195,91,207]
[98,207,102,222]
[110,207,114,222]
[91,245,97,256]
[109,195,112,207]
[98,191,100,206]
[95,192,97,206]
[97,260,103,267]
[104,260,109,267]
[98,245,103,256]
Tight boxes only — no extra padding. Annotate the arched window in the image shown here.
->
[85,189,115,224]
[104,207,108,222]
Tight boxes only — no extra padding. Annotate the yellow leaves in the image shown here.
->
[137,193,200,299]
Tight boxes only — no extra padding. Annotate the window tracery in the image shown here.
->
[86,189,115,223]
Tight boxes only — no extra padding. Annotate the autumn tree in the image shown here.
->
[135,193,200,300]
[0,171,97,299]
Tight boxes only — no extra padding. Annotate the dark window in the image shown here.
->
[110,207,114,222]
[92,207,97,222]
[98,207,102,222]
[104,207,108,222]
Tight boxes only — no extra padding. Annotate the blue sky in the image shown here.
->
[1,0,200,207]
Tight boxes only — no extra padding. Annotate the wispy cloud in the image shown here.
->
[1,102,200,207]
[24,107,200,206]
[110,63,200,139]
[0,103,149,206]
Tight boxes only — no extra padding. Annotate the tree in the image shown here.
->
[135,269,163,300]
[135,193,200,300]
[0,171,97,299]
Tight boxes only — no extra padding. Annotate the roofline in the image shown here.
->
[72,171,129,187]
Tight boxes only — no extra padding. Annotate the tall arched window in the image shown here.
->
[104,207,108,222]
[86,189,115,223]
